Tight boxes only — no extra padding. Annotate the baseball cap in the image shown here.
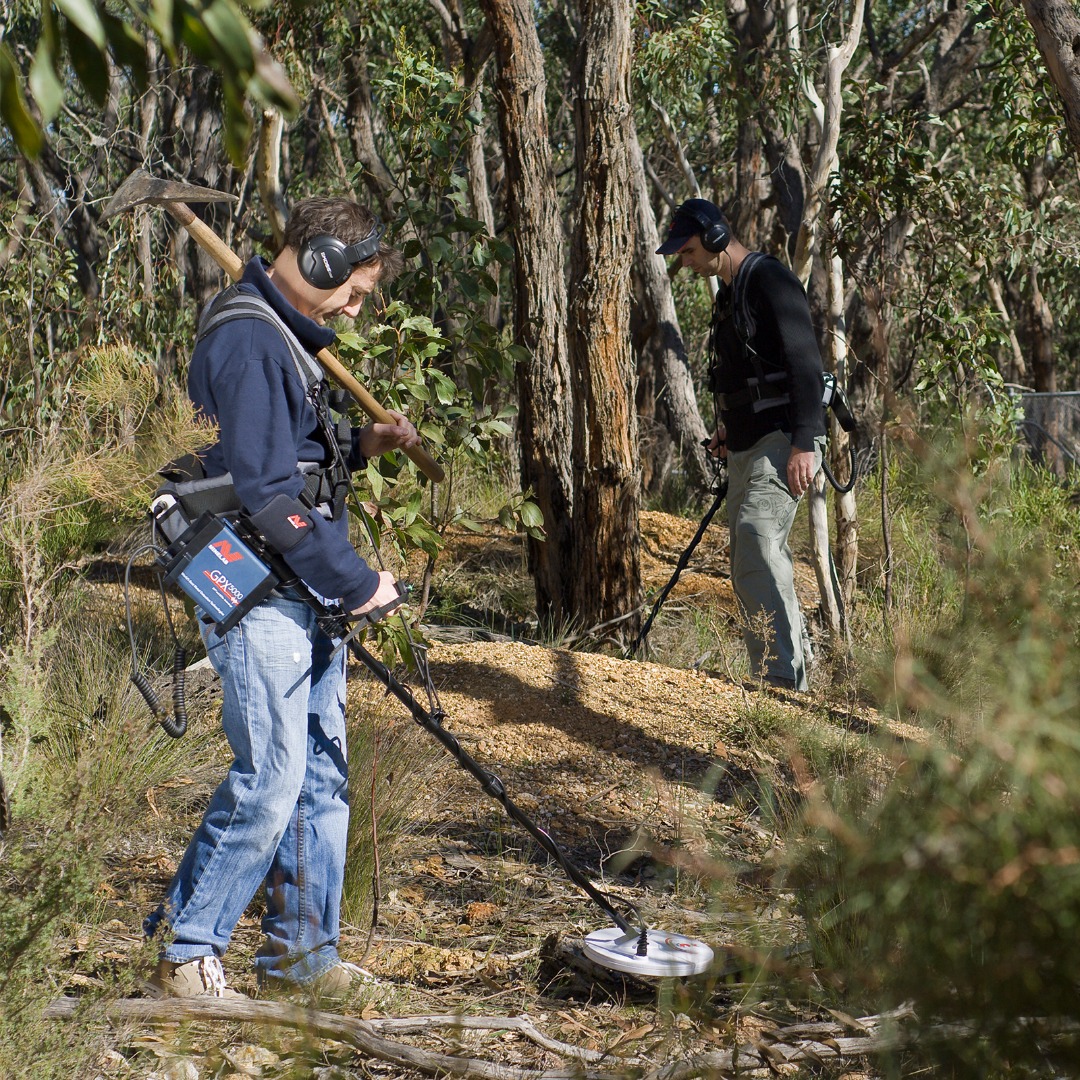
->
[655,198,724,255]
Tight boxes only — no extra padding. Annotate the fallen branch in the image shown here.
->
[366,1013,611,1063]
[43,997,628,1080]
[44,995,914,1078]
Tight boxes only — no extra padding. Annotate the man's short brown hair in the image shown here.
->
[281,197,404,282]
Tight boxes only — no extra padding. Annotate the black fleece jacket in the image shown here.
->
[710,254,826,453]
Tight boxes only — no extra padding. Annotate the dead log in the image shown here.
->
[44,994,914,1078]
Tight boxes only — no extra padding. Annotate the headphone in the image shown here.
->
[297,226,381,290]
[677,201,731,254]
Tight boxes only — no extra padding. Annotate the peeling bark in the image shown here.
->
[567,0,641,635]
[480,0,575,625]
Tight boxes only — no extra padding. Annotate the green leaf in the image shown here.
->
[519,501,545,529]
[200,0,255,71]
[29,42,64,124]
[55,0,107,48]
[0,44,44,157]
[66,19,111,106]
[145,0,176,53]
[365,462,385,500]
[179,8,217,62]
[249,52,300,116]
[221,80,253,165]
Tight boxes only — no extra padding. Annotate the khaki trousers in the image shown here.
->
[726,430,824,690]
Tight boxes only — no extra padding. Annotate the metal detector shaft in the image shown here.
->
[310,607,636,936]
[628,474,729,659]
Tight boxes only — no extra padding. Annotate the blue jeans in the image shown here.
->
[144,596,350,985]
[727,430,824,690]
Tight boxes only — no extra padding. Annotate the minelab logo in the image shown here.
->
[204,568,244,608]
[209,539,243,565]
[287,514,308,530]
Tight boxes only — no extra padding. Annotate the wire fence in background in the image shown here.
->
[1011,389,1080,475]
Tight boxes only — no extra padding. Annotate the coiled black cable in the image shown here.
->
[125,541,189,738]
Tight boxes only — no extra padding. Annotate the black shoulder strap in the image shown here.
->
[197,286,325,392]
[732,251,766,345]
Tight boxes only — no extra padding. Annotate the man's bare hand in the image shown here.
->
[357,409,421,458]
[707,425,728,459]
[350,570,404,622]
[787,447,817,497]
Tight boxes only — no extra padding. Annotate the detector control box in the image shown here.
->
[158,513,278,634]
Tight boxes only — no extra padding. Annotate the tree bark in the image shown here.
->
[1020,0,1080,154]
[629,130,711,495]
[479,0,576,626]
[344,32,401,219]
[1029,264,1062,473]
[257,107,288,248]
[567,0,641,635]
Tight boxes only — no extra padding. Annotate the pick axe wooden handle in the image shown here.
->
[164,201,445,483]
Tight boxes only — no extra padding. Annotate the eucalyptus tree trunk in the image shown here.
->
[567,0,642,635]
[1020,0,1080,153]
[344,30,401,219]
[162,65,236,307]
[257,108,287,249]
[427,0,499,325]
[629,129,711,495]
[479,0,575,626]
[800,0,863,635]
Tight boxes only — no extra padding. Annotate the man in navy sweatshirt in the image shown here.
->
[657,199,826,691]
[145,197,420,1000]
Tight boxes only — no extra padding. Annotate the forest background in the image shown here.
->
[2,0,1080,1077]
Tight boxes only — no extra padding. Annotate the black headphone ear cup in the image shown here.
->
[298,235,351,290]
[702,219,730,254]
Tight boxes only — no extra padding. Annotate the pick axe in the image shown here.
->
[103,168,445,483]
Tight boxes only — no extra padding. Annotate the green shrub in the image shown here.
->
[792,436,1080,1077]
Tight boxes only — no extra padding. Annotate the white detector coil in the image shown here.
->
[583,925,714,978]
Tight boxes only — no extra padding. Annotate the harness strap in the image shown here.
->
[197,286,324,391]
[710,253,791,414]
[195,286,351,519]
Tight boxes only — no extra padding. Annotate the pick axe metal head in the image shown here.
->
[102,168,238,221]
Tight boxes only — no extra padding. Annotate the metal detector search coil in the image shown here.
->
[157,512,278,634]
[583,926,714,978]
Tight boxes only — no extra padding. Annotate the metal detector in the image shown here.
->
[627,461,729,661]
[303,592,716,979]
[135,510,715,980]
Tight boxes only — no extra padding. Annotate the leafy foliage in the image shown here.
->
[2,0,298,160]
[793,439,1080,1076]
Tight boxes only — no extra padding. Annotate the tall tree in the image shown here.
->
[1021,0,1080,153]
[788,0,866,631]
[479,0,576,625]
[567,0,641,633]
[630,127,711,496]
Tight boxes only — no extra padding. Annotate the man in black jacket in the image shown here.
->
[658,199,825,690]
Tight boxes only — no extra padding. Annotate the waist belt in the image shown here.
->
[718,372,859,433]
[716,371,790,413]
[153,461,336,545]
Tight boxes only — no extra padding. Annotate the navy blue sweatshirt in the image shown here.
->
[710,255,826,453]
[188,258,379,609]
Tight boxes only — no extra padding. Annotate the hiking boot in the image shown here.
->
[763,674,798,691]
[257,960,375,1003]
[149,955,246,999]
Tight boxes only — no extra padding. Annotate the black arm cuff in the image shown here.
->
[247,493,316,554]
